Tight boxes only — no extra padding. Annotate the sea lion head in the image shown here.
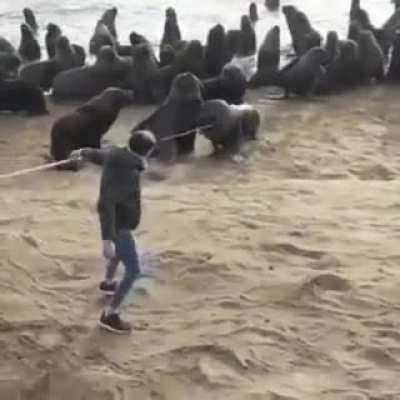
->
[46,23,62,37]
[168,72,204,104]
[185,40,204,60]
[249,3,259,22]
[23,8,37,29]
[207,24,226,48]
[129,31,148,46]
[282,5,298,19]
[166,7,178,24]
[325,31,340,61]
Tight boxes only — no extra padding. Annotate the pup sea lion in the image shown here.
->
[20,36,84,91]
[53,46,130,101]
[23,8,38,35]
[45,23,62,59]
[249,3,259,23]
[204,24,229,77]
[18,23,41,62]
[203,64,247,104]
[132,72,204,161]
[249,25,280,88]
[89,21,116,56]
[198,99,260,155]
[0,79,47,115]
[50,87,133,169]
[277,47,328,98]
[238,15,257,56]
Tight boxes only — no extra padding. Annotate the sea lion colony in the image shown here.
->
[0,1,400,166]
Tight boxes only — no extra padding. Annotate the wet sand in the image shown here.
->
[1,83,400,399]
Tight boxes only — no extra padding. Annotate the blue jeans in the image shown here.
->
[105,230,140,310]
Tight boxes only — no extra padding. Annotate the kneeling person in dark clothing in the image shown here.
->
[70,130,156,334]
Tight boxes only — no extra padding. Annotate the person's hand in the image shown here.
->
[102,240,116,260]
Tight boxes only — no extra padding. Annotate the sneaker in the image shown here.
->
[99,280,117,295]
[98,312,132,335]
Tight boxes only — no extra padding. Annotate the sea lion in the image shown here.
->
[152,40,206,102]
[337,39,361,87]
[276,47,328,98]
[226,29,242,60]
[249,3,259,23]
[132,72,204,162]
[265,0,279,11]
[20,36,84,91]
[23,8,38,35]
[387,31,400,80]
[101,7,118,39]
[18,23,41,62]
[249,25,280,88]
[238,15,257,56]
[202,65,247,105]
[295,11,322,56]
[0,37,16,54]
[89,21,116,56]
[282,5,301,54]
[204,24,229,77]
[198,99,260,155]
[50,87,133,169]
[45,23,62,59]
[53,46,130,101]
[357,30,384,82]
[0,79,47,115]
[126,43,158,104]
[0,52,21,79]
[161,7,182,48]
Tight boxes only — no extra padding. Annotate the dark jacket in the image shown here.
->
[82,146,145,241]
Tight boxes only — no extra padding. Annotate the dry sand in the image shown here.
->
[1,85,400,399]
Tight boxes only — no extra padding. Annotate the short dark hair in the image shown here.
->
[129,130,156,156]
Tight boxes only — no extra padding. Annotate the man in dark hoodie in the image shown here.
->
[70,130,156,334]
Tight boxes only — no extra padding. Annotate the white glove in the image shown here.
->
[69,149,83,161]
[102,240,116,260]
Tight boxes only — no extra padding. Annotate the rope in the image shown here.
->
[0,125,214,180]
[0,159,72,180]
[159,124,213,142]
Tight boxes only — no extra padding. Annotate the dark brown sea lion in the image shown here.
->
[50,87,133,169]
[276,47,328,98]
[204,24,229,77]
[132,72,204,162]
[202,65,247,105]
[0,79,47,115]
[23,8,38,35]
[249,3,259,23]
[18,23,41,62]
[89,21,116,56]
[52,46,130,101]
[20,36,84,91]
[238,15,257,56]
[249,25,280,87]
[45,23,62,59]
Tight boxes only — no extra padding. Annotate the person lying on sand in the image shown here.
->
[69,130,156,334]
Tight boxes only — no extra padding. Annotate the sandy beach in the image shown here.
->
[1,82,400,399]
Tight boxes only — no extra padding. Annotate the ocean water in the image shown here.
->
[0,0,279,53]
